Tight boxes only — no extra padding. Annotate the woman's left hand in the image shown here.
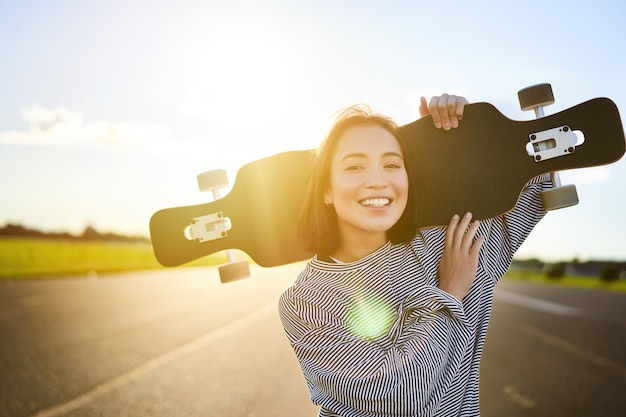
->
[419,94,469,131]
[438,212,485,301]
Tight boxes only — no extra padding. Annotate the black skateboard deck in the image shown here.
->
[150,98,625,267]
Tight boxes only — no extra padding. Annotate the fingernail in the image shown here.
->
[443,122,451,130]
[435,122,442,129]
[465,212,472,218]
[452,120,459,128]
[452,214,459,220]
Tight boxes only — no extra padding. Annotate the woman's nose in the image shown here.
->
[365,168,388,188]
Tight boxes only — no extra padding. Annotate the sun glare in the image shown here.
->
[170,21,327,182]
[178,25,297,147]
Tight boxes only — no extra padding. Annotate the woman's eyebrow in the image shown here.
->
[340,152,366,161]
[340,151,404,162]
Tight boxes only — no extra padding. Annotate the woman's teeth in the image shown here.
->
[360,198,390,207]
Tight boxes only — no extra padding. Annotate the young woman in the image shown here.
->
[279,95,549,417]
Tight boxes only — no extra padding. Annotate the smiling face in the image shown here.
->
[326,124,409,256]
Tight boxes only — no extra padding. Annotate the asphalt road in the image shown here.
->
[1,264,624,417]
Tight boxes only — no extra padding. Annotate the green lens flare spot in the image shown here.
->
[346,294,394,340]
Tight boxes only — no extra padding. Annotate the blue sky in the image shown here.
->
[1,0,625,261]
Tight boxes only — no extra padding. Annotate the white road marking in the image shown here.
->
[18,294,47,307]
[502,385,535,408]
[27,302,276,417]
[494,289,581,316]
[509,319,626,379]
[495,289,626,377]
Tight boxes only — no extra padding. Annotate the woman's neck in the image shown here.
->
[331,236,388,263]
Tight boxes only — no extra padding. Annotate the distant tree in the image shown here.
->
[0,223,44,238]
[599,264,621,283]
[81,225,101,240]
[544,262,566,280]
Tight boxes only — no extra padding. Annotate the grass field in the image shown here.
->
[503,268,626,293]
[0,237,233,279]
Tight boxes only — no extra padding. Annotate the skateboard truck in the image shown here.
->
[526,125,578,162]
[188,211,231,243]
[196,169,251,283]
[518,83,579,210]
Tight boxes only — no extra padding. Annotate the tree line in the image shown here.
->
[0,223,149,243]
[511,258,626,283]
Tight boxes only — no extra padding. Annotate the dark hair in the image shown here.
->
[298,105,418,256]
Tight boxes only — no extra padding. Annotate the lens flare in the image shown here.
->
[346,293,394,340]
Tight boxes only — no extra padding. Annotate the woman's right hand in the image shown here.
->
[419,94,469,131]
[438,212,485,301]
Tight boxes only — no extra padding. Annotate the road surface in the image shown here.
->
[1,264,624,416]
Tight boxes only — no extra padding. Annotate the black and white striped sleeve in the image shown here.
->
[477,174,551,282]
[279,284,474,416]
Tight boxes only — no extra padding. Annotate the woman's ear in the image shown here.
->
[324,190,332,206]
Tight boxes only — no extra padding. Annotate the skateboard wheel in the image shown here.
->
[541,184,579,211]
[197,169,229,192]
[518,83,555,111]
[218,260,251,283]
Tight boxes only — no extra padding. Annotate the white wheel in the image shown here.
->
[518,83,555,111]
[218,260,251,283]
[542,184,579,211]
[197,169,229,192]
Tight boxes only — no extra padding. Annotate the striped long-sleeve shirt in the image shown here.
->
[279,176,550,417]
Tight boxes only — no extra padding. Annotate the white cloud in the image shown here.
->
[0,105,172,150]
[23,105,84,132]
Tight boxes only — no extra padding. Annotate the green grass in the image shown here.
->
[504,269,626,293]
[0,237,234,279]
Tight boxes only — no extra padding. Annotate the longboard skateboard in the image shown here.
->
[150,97,625,270]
